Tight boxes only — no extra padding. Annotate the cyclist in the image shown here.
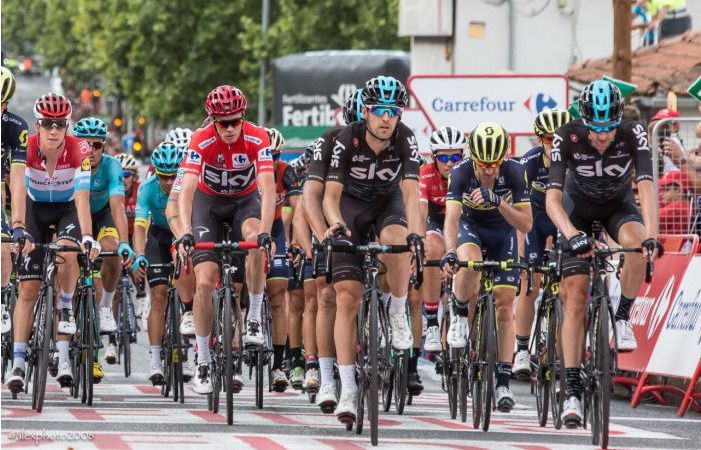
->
[177,85,275,395]
[512,109,571,379]
[442,122,532,413]
[7,93,99,393]
[1,66,28,335]
[115,152,140,244]
[165,127,192,152]
[545,80,660,427]
[132,142,190,384]
[323,76,422,424]
[302,87,362,412]
[420,126,466,354]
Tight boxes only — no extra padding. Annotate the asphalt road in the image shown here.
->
[1,327,699,450]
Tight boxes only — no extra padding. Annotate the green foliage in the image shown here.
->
[2,0,407,125]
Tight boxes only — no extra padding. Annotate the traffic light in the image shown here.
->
[132,134,143,153]
[112,117,124,133]
[137,116,146,125]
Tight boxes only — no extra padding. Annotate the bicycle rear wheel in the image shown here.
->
[84,288,96,406]
[32,285,53,412]
[445,348,458,420]
[224,283,234,424]
[458,355,468,423]
[533,303,549,427]
[591,299,612,448]
[355,293,369,436]
[254,345,264,409]
[121,293,132,378]
[470,315,483,429]
[172,290,184,404]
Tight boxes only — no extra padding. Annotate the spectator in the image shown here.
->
[659,170,692,234]
[648,108,685,174]
[648,0,692,42]
[632,1,656,46]
[623,104,642,121]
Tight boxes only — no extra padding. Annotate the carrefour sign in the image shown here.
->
[407,75,569,134]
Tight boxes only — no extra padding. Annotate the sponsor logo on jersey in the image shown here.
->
[330,140,345,168]
[574,160,631,178]
[198,137,216,149]
[81,158,90,171]
[217,153,225,164]
[188,150,202,164]
[349,163,403,182]
[232,153,250,168]
[19,130,28,147]
[258,147,272,161]
[311,138,324,161]
[352,154,371,163]
[244,135,263,145]
[202,164,255,194]
[632,123,649,152]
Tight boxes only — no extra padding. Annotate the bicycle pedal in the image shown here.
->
[57,376,73,388]
[336,412,356,426]
[563,417,581,429]
[319,400,336,414]
[149,374,164,386]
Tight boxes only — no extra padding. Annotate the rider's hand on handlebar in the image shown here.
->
[118,241,136,266]
[177,233,195,264]
[11,227,34,254]
[131,254,149,281]
[324,222,351,239]
[440,249,459,276]
[81,235,101,261]
[642,237,664,260]
[566,232,592,258]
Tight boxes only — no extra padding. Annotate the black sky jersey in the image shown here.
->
[547,118,653,203]
[1,110,28,178]
[519,146,549,213]
[306,125,346,184]
[325,121,420,202]
[446,158,530,225]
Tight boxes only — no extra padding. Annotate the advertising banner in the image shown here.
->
[407,74,569,134]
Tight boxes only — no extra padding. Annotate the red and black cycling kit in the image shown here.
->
[180,121,273,266]
[124,180,139,240]
[325,121,420,282]
[547,118,653,276]
[419,163,447,234]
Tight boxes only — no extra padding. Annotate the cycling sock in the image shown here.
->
[495,362,512,388]
[516,335,530,352]
[319,357,335,385]
[100,290,115,308]
[12,341,27,370]
[59,290,74,310]
[108,334,117,345]
[56,340,70,366]
[425,301,440,327]
[196,335,212,364]
[615,295,635,321]
[565,367,583,400]
[183,301,193,312]
[388,294,407,315]
[290,347,304,369]
[408,348,420,373]
[452,299,470,317]
[149,345,161,366]
[248,292,264,321]
[339,364,357,393]
[273,344,286,370]
[305,353,319,370]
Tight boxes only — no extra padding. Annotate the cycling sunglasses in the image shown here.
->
[89,141,105,151]
[38,119,68,129]
[584,119,621,133]
[367,104,403,118]
[435,154,463,164]
[122,171,135,179]
[215,117,244,129]
[473,159,502,169]
[156,172,177,181]
[540,135,554,144]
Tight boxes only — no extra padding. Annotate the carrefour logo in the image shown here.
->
[432,96,516,113]
[524,93,558,113]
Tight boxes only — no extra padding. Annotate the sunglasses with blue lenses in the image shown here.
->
[122,171,135,178]
[367,104,403,118]
[435,154,463,164]
[584,120,621,133]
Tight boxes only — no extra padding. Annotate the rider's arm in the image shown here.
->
[419,199,428,236]
[74,189,93,238]
[292,198,313,256]
[177,173,197,234]
[322,181,345,229]
[443,200,461,252]
[109,194,129,243]
[166,190,182,238]
[498,202,532,234]
[9,164,26,228]
[303,180,328,241]
[545,133,578,240]
[133,184,150,255]
[630,122,658,239]
[637,179,658,239]
[401,179,422,236]
[258,171,275,235]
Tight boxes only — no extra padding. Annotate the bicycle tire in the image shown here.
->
[471,310,483,429]
[224,282,234,424]
[255,344,264,409]
[591,298,612,448]
[459,355,468,423]
[162,345,172,397]
[368,286,379,446]
[380,306,393,413]
[172,289,184,404]
[445,348,458,420]
[32,284,52,412]
[355,293,368,436]
[480,294,496,432]
[85,287,96,406]
[393,350,408,415]
[1,286,16,384]
[550,298,565,430]
[122,291,131,378]
[533,302,549,427]
[211,293,222,414]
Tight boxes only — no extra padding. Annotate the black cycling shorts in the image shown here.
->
[190,189,260,267]
[561,190,643,278]
[92,206,119,242]
[288,258,315,291]
[457,218,518,288]
[268,218,289,281]
[145,225,174,287]
[332,192,407,283]
[20,199,82,281]
[426,216,444,237]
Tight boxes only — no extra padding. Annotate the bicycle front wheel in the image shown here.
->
[32,284,53,412]
[224,283,234,424]
[591,299,612,448]
[368,286,379,446]
[480,296,496,432]
[393,350,408,415]
[533,303,549,427]
[550,298,565,430]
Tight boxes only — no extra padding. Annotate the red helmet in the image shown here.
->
[205,85,247,116]
[34,93,72,119]
[651,108,680,122]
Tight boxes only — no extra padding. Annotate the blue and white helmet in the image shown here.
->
[579,80,623,127]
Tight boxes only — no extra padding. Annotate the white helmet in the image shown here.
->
[429,126,466,153]
[115,152,138,172]
[265,127,286,152]
[165,127,192,151]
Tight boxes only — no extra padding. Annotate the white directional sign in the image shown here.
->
[408,74,570,134]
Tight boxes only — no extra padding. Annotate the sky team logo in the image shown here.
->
[524,93,557,113]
